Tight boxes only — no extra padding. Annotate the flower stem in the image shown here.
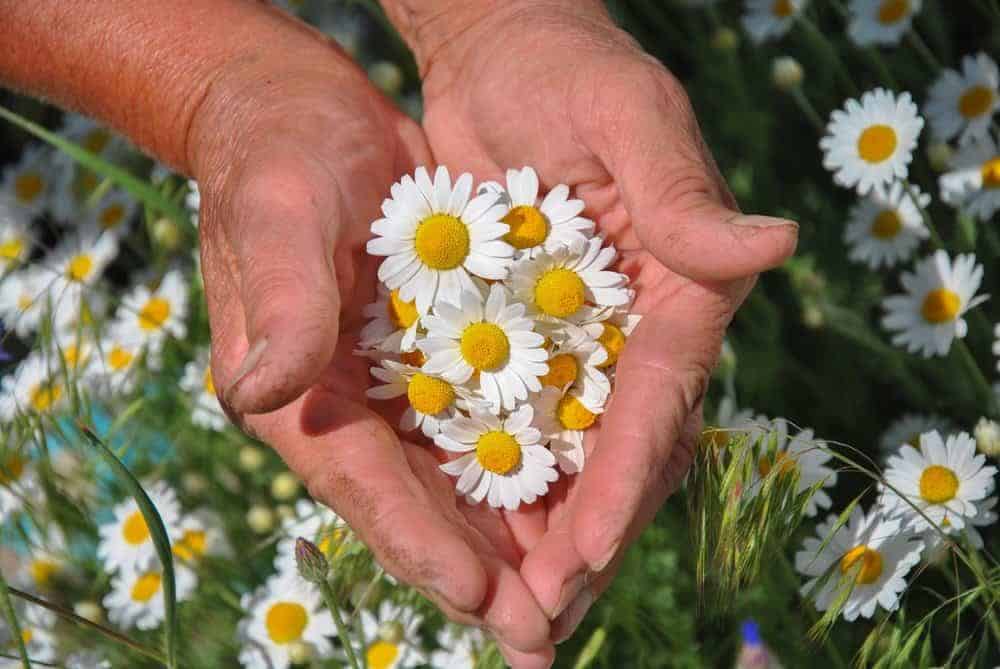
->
[319,580,362,669]
[789,87,826,133]
[863,48,899,90]
[906,30,941,71]
[901,178,945,249]
[963,548,1000,647]
[798,15,858,97]
[955,339,996,417]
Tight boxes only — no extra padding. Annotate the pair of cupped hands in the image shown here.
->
[194,3,797,667]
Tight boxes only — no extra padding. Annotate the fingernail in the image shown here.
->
[551,571,587,619]
[553,588,594,644]
[591,539,620,573]
[732,214,798,229]
[225,338,268,404]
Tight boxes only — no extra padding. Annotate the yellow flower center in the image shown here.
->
[919,464,959,503]
[130,572,162,602]
[366,640,400,669]
[839,545,883,585]
[414,214,469,270]
[173,529,207,562]
[29,381,61,412]
[772,0,794,17]
[17,293,33,311]
[400,349,426,367]
[539,353,579,389]
[79,171,99,195]
[920,288,961,324]
[99,203,126,230]
[138,297,171,332]
[871,209,902,239]
[265,602,308,644]
[122,510,150,545]
[82,129,111,154]
[459,323,510,371]
[703,427,732,449]
[67,254,94,283]
[407,372,455,415]
[502,205,549,249]
[108,346,134,371]
[0,238,24,261]
[0,456,25,485]
[318,527,348,558]
[757,451,797,477]
[14,173,44,204]
[958,85,994,119]
[63,344,83,369]
[556,395,597,430]
[21,629,32,644]
[387,289,419,329]
[877,0,909,24]
[203,368,215,395]
[980,157,1000,188]
[534,268,586,318]
[857,125,898,163]
[476,431,522,475]
[596,323,626,368]
[30,559,59,587]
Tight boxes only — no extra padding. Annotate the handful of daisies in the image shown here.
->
[358,166,639,510]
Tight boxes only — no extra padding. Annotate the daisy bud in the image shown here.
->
[246,505,275,534]
[926,142,953,173]
[974,417,1000,457]
[73,600,103,623]
[711,27,740,51]
[287,641,313,665]
[238,446,265,472]
[181,472,208,496]
[152,217,181,251]
[802,303,825,329]
[271,471,300,501]
[215,466,242,494]
[295,537,329,585]
[378,620,406,645]
[771,56,804,91]
[369,61,404,96]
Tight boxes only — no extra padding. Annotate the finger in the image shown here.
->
[498,640,556,669]
[211,151,343,415]
[520,522,588,619]
[501,501,548,555]
[550,551,625,645]
[586,63,797,281]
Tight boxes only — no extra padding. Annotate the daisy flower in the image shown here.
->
[274,499,348,576]
[538,329,610,411]
[436,404,558,510]
[0,353,67,421]
[483,166,595,258]
[532,386,601,474]
[239,571,337,669]
[50,329,96,382]
[97,481,181,572]
[172,510,232,565]
[750,418,837,517]
[104,560,198,630]
[3,606,58,665]
[358,284,422,353]
[741,0,806,44]
[880,430,997,533]
[939,134,1000,221]
[65,651,112,669]
[87,327,146,395]
[881,250,987,357]
[880,413,953,453]
[581,302,643,369]
[0,451,40,522]
[795,506,923,621]
[431,625,487,669]
[0,268,49,338]
[45,228,119,331]
[114,269,189,354]
[1,145,54,217]
[366,359,483,438]
[366,166,513,314]
[418,284,548,412]
[925,52,1000,146]
[844,181,929,269]
[353,600,427,669]
[923,496,998,559]
[179,350,227,431]
[0,199,31,272]
[23,523,69,591]
[509,237,630,332]
[85,189,138,238]
[57,113,122,160]
[704,396,768,448]
[820,88,924,195]
[846,0,922,46]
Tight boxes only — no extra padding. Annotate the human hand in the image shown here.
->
[403,1,799,659]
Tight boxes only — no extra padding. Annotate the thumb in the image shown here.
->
[219,160,342,415]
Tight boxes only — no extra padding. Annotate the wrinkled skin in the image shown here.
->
[193,7,797,669]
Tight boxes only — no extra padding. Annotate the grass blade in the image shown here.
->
[0,568,30,669]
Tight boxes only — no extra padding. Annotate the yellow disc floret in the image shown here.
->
[556,395,597,431]
[366,641,400,669]
[877,0,909,24]
[387,289,419,329]
[67,254,93,282]
[920,288,961,324]
[980,157,1000,188]
[839,545,883,584]
[857,125,898,164]
[29,383,62,413]
[265,602,308,644]
[919,464,959,504]
[30,560,59,587]
[414,214,470,270]
[99,204,126,230]
[0,456,25,485]
[871,210,902,239]
[122,511,150,545]
[502,205,549,249]
[539,353,579,389]
[130,572,162,602]
[138,297,171,331]
[534,268,586,318]
[108,346,134,371]
[476,431,522,475]
[959,85,994,119]
[0,238,24,262]
[14,173,43,204]
[757,451,797,478]
[173,529,207,562]
[460,323,510,371]
[407,373,456,415]
[771,0,794,17]
[83,129,111,154]
[596,323,626,368]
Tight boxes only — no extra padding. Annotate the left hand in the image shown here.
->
[410,2,798,661]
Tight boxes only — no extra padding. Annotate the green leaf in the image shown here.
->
[572,626,607,669]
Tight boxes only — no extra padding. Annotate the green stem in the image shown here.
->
[789,87,825,133]
[901,178,945,248]
[906,29,942,71]
[955,339,996,417]
[798,16,858,96]
[319,581,362,669]
[963,548,1000,647]
[0,572,30,669]
[863,47,899,90]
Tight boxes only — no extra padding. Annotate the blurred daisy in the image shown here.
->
[88,329,145,395]
[750,418,837,517]
[925,53,1000,146]
[239,571,337,669]
[50,329,96,382]
[0,353,67,421]
[1,145,53,217]
[436,404,558,510]
[0,199,31,271]
[844,182,929,269]
[366,166,513,314]
[939,134,1000,221]
[48,228,119,289]
[741,0,806,44]
[115,269,188,354]
[795,506,923,621]
[2,605,57,665]
[65,651,112,669]
[274,499,347,576]
[0,451,40,522]
[97,481,181,572]
[179,350,226,431]
[431,625,486,669]
[172,510,232,565]
[419,284,548,412]
[538,329,610,410]
[847,0,921,46]
[358,284,421,353]
[86,189,137,238]
[355,600,426,669]
[880,413,953,453]
[104,560,198,630]
[880,430,997,533]
[881,250,987,357]
[0,268,49,338]
[366,359,482,438]
[532,386,601,474]
[57,114,121,160]
[24,523,69,591]
[820,88,923,195]
[509,237,630,331]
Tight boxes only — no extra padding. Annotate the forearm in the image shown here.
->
[0,1,358,175]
